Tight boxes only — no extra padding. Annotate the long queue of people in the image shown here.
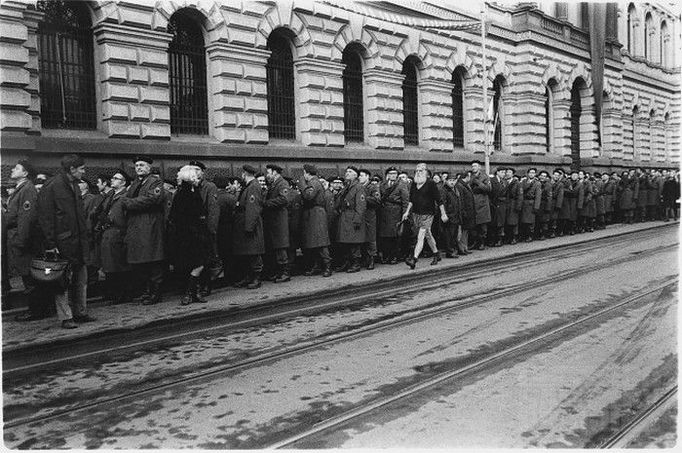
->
[2,154,679,329]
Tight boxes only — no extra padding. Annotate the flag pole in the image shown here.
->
[481,2,490,175]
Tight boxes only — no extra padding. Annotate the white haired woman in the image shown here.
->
[169,165,211,305]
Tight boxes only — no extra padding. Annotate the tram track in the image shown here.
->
[3,224,674,376]
[266,279,678,449]
[2,234,675,431]
[599,385,678,449]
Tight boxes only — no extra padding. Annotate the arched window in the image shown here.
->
[649,109,655,160]
[644,12,653,60]
[401,56,420,146]
[545,79,558,153]
[37,0,96,129]
[266,29,296,140]
[451,67,466,148]
[492,75,505,151]
[664,112,671,161]
[660,20,669,67]
[168,10,208,135]
[627,4,636,54]
[342,44,364,144]
[570,79,584,169]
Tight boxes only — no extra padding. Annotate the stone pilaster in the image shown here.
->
[95,22,171,139]
[364,68,404,150]
[579,105,600,159]
[419,79,454,153]
[552,99,572,158]
[463,86,484,154]
[506,92,547,155]
[295,57,344,147]
[0,1,31,135]
[209,43,268,144]
[601,108,622,159]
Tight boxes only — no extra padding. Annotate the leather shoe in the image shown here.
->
[74,314,97,323]
[62,319,78,329]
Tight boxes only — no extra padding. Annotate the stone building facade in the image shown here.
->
[0,0,679,179]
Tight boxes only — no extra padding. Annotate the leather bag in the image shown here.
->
[30,251,72,290]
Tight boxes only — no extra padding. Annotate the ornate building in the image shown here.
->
[0,0,679,178]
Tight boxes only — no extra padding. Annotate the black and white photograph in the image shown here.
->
[0,0,679,449]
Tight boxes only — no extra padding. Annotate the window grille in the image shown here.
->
[342,48,364,143]
[493,77,503,151]
[451,70,464,148]
[37,0,96,130]
[266,32,295,140]
[402,59,419,146]
[545,87,551,152]
[570,84,582,168]
[168,12,208,135]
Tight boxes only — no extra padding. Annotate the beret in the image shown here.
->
[242,164,258,175]
[133,155,154,165]
[266,163,283,173]
[303,163,317,175]
[189,160,206,170]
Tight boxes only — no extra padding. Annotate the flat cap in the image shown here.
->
[242,164,258,175]
[189,160,206,170]
[303,163,317,175]
[346,165,359,175]
[385,166,399,175]
[133,155,154,165]
[331,175,343,183]
[266,163,283,173]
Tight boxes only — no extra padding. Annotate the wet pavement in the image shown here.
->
[2,221,677,352]
[3,226,677,449]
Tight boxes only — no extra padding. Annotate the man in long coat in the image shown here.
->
[470,161,491,250]
[122,156,166,305]
[98,170,131,304]
[442,174,462,258]
[232,165,265,289]
[263,164,290,282]
[519,168,542,242]
[560,171,579,234]
[378,167,409,264]
[505,168,523,244]
[489,167,507,246]
[285,177,303,276]
[536,170,553,240]
[359,169,381,270]
[335,166,366,273]
[602,172,616,225]
[37,154,94,328]
[456,172,475,254]
[549,169,565,237]
[8,160,46,321]
[298,164,332,277]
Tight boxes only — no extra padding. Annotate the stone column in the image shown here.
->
[419,79,455,153]
[209,43,269,144]
[364,68,404,150]
[94,23,171,139]
[295,57,344,147]
[0,1,32,135]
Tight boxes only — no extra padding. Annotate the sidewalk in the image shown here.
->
[2,221,678,352]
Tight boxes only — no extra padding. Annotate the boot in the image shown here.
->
[145,281,162,305]
[247,272,262,289]
[304,265,320,276]
[510,235,518,245]
[275,264,291,283]
[192,276,207,303]
[233,275,250,288]
[322,263,332,278]
[334,261,349,272]
[405,256,417,270]
[181,279,193,306]
[494,239,503,247]
[366,256,375,270]
[346,259,361,273]
[430,252,441,265]
[198,275,211,298]
[477,240,486,251]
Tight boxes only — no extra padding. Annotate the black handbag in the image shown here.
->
[30,251,72,290]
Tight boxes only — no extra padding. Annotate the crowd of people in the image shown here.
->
[2,153,679,329]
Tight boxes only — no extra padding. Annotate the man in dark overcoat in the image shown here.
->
[519,168,542,242]
[505,168,523,244]
[602,172,616,225]
[298,164,332,277]
[263,164,290,282]
[489,166,507,246]
[214,176,236,283]
[549,169,565,237]
[535,170,553,240]
[37,154,94,329]
[560,171,579,234]
[470,161,491,250]
[335,166,366,273]
[188,161,219,296]
[359,169,381,270]
[232,165,265,289]
[122,156,166,305]
[442,174,462,258]
[285,177,302,276]
[378,167,409,264]
[98,170,131,304]
[455,172,475,254]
